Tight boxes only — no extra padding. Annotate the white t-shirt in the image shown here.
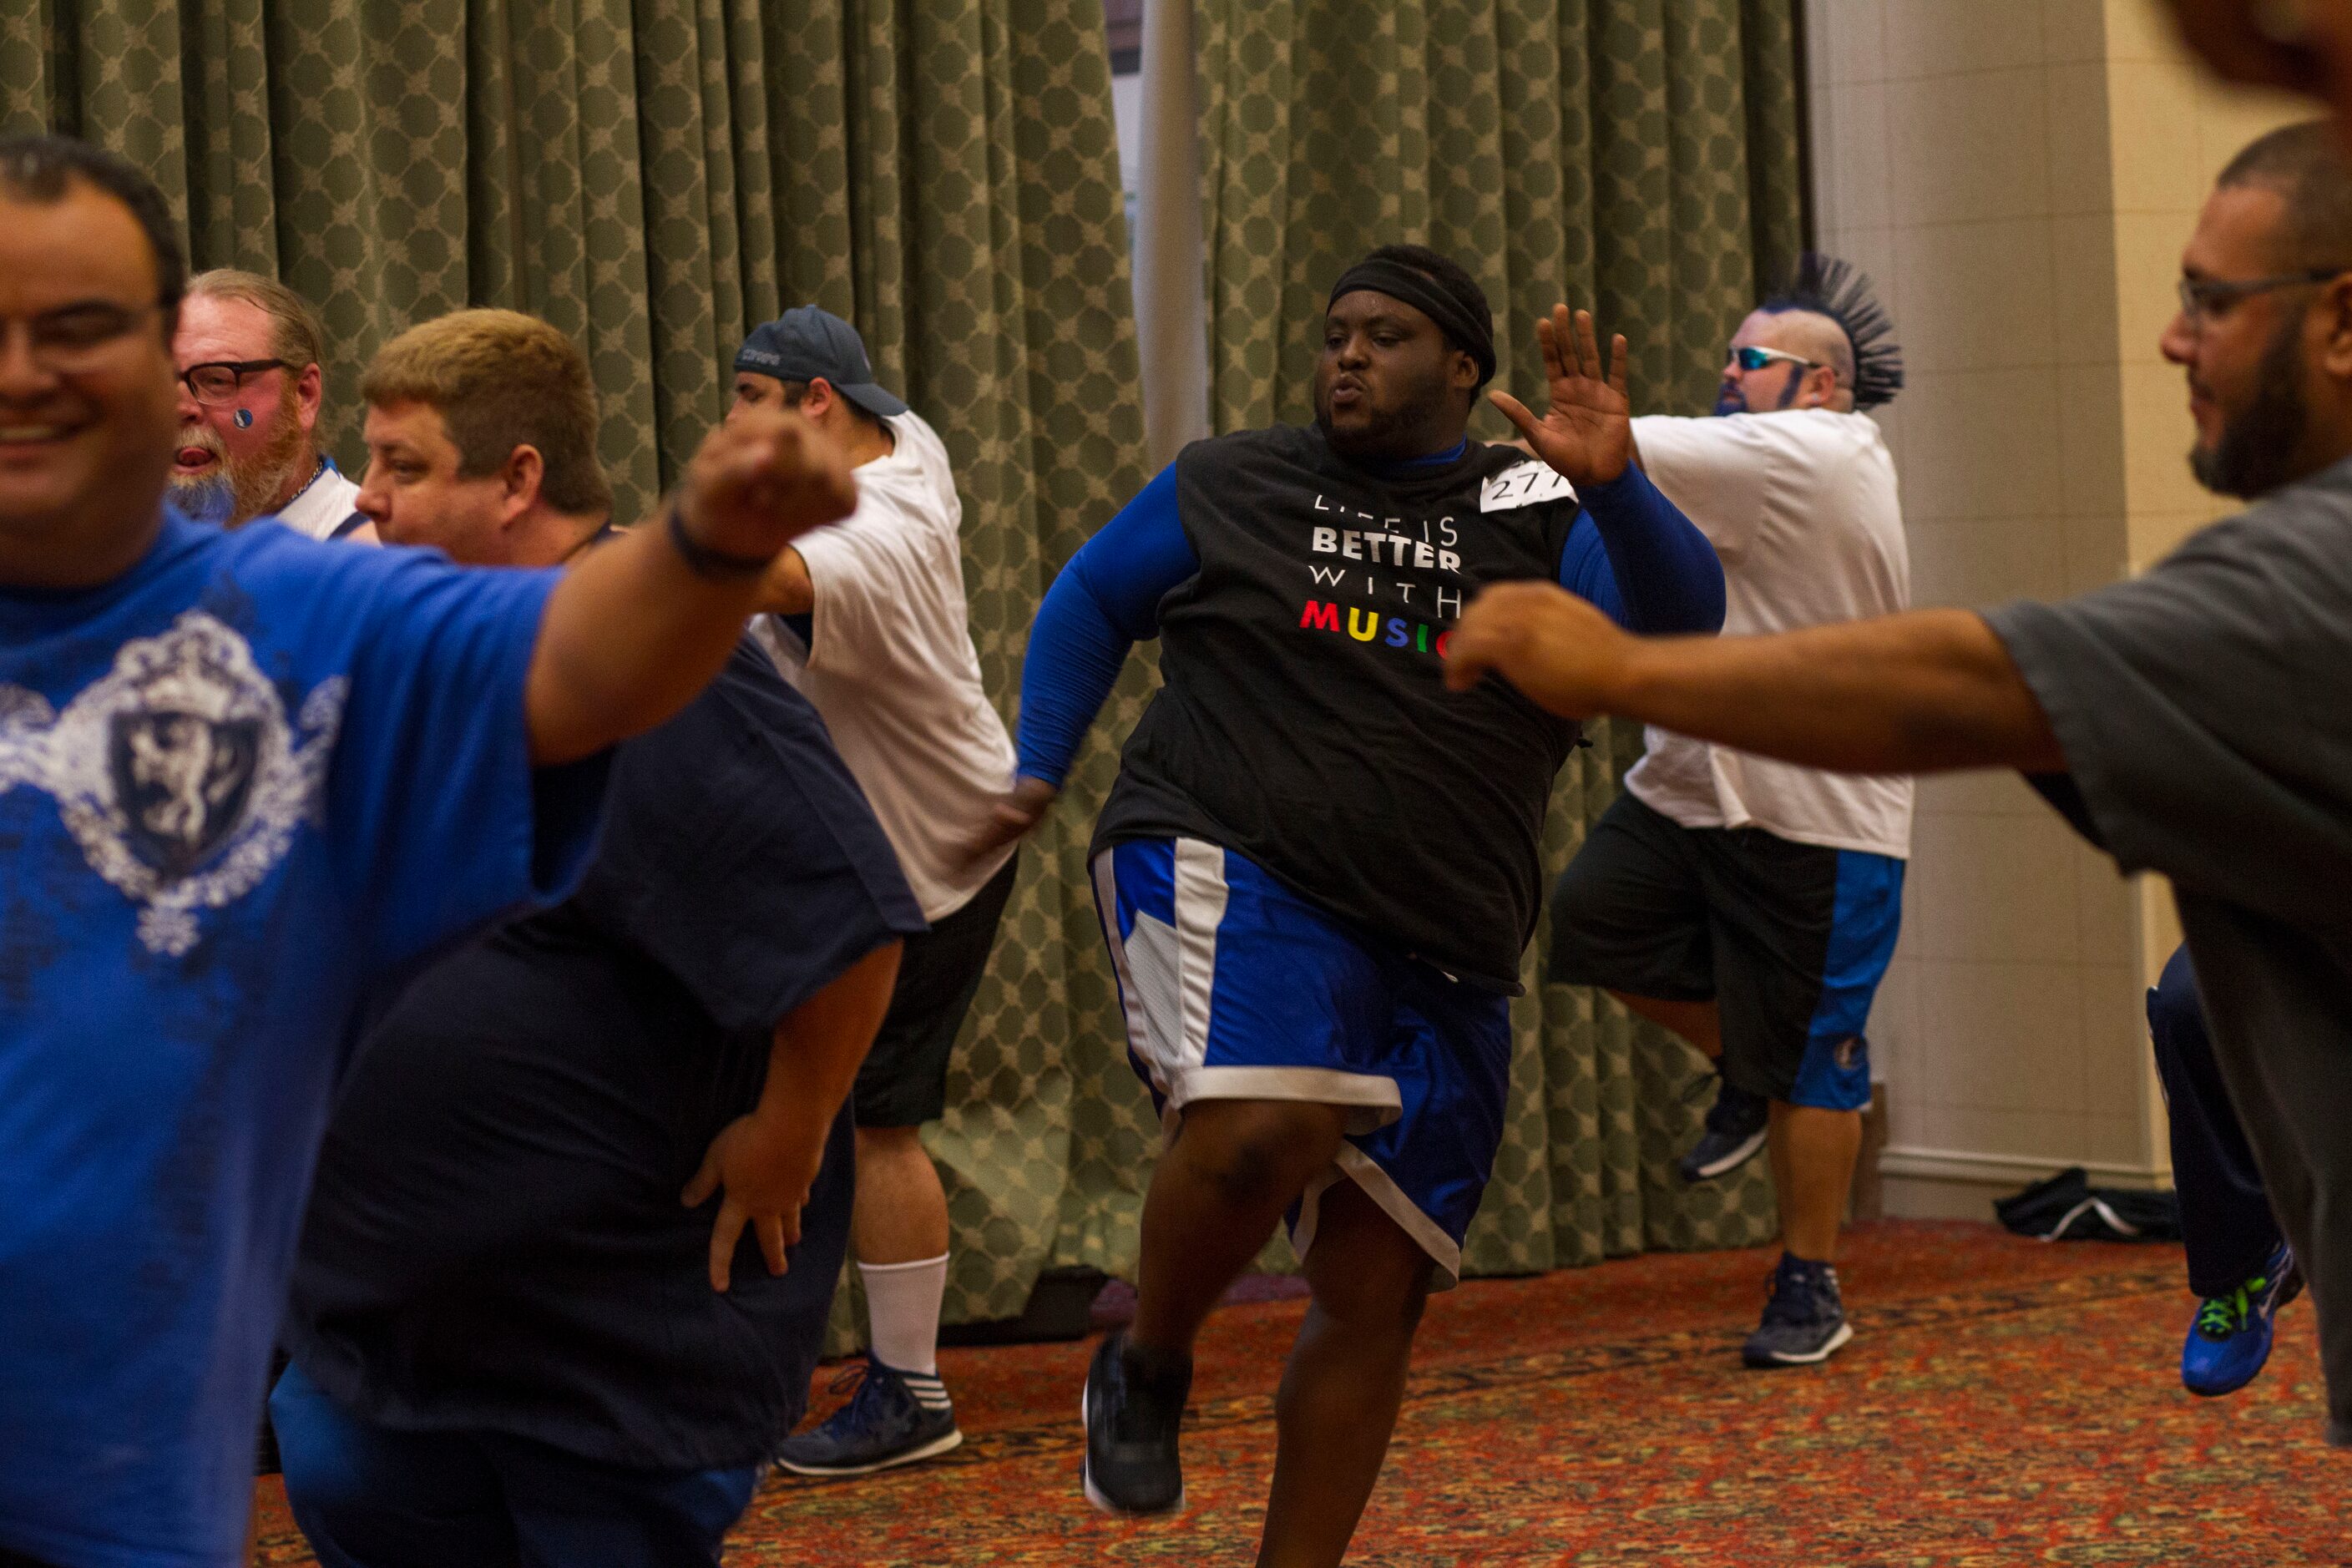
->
[752,411,1018,920]
[1623,408,1914,858]
[274,462,377,544]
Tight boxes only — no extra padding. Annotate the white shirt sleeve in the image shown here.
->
[1627,414,1783,565]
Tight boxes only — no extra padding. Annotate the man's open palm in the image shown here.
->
[1488,306,1634,489]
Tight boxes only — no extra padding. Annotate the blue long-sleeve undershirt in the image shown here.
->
[1015,452,1725,787]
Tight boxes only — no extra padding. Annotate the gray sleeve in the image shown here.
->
[1981,516,2352,933]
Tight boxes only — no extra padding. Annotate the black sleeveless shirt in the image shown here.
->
[1094,424,1584,990]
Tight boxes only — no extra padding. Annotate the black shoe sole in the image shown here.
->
[774,1427,964,1477]
[1741,1319,1854,1368]
[1681,1124,1770,1184]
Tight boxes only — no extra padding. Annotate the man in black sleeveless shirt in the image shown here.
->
[976,246,1725,1564]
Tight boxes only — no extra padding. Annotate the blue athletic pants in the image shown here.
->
[2149,944,2285,1298]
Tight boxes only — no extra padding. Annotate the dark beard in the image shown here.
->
[2191,315,2309,499]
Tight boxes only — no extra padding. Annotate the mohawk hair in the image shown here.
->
[1762,252,1904,410]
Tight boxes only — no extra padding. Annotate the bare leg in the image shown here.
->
[851,1126,950,1264]
[1607,989,1723,1060]
[1769,1100,1861,1261]
[1257,1180,1434,1568]
[1130,1099,1350,1358]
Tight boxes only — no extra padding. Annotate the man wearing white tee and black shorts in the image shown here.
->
[1550,255,1911,1368]
[728,308,1021,1476]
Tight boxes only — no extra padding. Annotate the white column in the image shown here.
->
[1134,0,1211,466]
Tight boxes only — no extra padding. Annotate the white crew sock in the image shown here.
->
[860,1253,949,1378]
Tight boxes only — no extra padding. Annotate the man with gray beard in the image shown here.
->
[170,270,372,541]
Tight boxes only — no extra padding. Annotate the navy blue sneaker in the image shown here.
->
[1081,1332,1190,1515]
[775,1356,961,1476]
[1741,1254,1853,1368]
[1680,1079,1770,1184]
[2183,1243,2303,1397]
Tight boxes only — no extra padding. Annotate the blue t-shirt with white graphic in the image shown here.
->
[0,513,605,1568]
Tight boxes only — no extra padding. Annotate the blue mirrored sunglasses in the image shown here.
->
[1732,345,1817,372]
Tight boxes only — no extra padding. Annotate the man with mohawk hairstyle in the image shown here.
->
[1547,252,1912,1368]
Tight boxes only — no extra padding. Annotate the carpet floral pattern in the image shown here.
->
[251,1222,2339,1565]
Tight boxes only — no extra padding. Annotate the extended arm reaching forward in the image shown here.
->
[1443,581,2062,775]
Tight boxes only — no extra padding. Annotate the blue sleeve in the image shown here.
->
[327,549,609,972]
[1016,463,1198,787]
[1555,463,1727,634]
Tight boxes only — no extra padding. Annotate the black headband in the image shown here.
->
[1327,259,1496,386]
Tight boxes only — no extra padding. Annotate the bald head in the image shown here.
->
[2217,119,2352,272]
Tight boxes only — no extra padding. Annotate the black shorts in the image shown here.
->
[1545,793,1903,1110]
[852,851,1022,1128]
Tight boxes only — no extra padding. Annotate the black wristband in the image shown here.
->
[665,505,776,580]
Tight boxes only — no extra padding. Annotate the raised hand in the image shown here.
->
[1442,579,1631,718]
[1487,305,1634,489]
[675,405,858,564]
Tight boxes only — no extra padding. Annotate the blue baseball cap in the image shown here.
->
[733,306,908,419]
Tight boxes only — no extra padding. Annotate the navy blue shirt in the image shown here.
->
[284,639,926,1470]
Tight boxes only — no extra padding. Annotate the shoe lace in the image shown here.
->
[812,1360,888,1433]
[2197,1276,2266,1338]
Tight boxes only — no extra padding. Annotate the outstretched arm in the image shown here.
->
[1444,581,2063,775]
[1491,303,1725,634]
[526,407,856,765]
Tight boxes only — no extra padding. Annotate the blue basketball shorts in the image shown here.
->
[1090,836,1513,1287]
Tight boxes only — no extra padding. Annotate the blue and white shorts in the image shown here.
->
[1091,836,1513,1287]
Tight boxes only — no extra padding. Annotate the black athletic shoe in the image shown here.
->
[1741,1254,1854,1368]
[1678,1079,1770,1183]
[775,1357,963,1476]
[1080,1331,1190,1515]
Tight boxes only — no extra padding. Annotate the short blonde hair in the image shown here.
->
[186,269,326,372]
[362,308,611,518]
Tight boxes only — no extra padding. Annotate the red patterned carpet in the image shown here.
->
[250,1221,2344,1565]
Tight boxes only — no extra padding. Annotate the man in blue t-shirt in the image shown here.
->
[0,134,856,1568]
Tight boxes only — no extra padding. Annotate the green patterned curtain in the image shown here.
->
[0,0,1159,1328]
[1192,0,1809,1270]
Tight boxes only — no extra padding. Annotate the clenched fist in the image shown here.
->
[675,405,859,564]
[1443,579,1632,718]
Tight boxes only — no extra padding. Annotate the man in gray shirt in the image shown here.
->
[1445,119,2352,1447]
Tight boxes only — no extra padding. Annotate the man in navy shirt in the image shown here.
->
[270,309,927,1567]
[0,135,853,1568]
[973,245,1724,1564]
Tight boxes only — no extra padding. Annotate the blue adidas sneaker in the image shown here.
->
[775,1356,962,1476]
[2183,1244,2302,1398]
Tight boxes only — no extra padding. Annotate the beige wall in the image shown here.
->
[1803,0,2309,1214]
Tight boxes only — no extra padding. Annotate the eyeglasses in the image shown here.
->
[2176,268,2349,326]
[1,301,161,373]
[180,357,289,406]
[1730,345,1820,373]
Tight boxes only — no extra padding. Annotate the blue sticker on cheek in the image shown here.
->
[233,408,253,429]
